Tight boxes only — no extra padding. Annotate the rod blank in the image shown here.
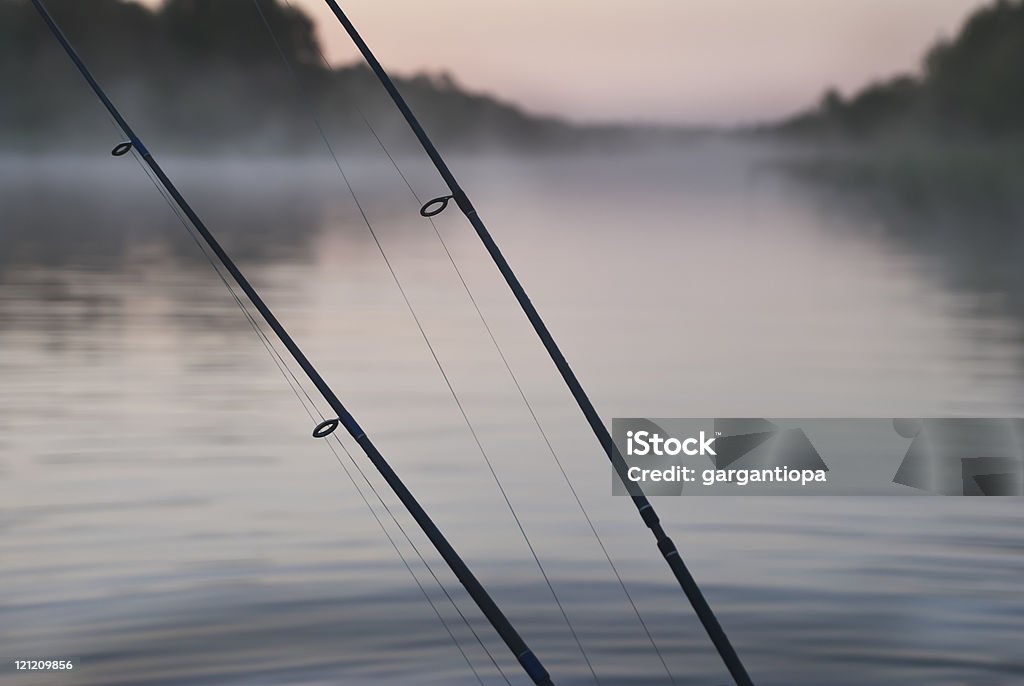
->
[317,2,755,684]
[29,1,554,683]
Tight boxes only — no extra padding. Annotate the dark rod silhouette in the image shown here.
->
[28,1,555,683]
[319,2,755,684]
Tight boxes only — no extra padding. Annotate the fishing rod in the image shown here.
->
[319,3,755,685]
[29,1,554,683]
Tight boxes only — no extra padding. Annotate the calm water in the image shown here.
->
[1,145,1022,685]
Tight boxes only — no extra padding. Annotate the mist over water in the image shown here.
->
[2,144,1023,685]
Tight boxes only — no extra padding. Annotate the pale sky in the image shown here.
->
[146,0,992,125]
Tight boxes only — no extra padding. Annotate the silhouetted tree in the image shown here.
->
[924,0,1024,134]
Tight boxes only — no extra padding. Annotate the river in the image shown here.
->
[1,143,1022,685]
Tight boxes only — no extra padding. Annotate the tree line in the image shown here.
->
[0,0,579,152]
[781,0,1024,139]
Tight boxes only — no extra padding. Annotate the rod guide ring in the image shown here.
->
[420,195,453,217]
[111,141,133,157]
[312,418,341,438]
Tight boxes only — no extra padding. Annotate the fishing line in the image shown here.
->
[116,130,500,686]
[252,2,602,682]
[349,102,680,686]
[275,3,677,680]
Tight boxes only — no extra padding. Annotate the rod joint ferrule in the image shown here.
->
[638,502,660,528]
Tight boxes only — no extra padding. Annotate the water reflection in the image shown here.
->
[782,146,1024,388]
